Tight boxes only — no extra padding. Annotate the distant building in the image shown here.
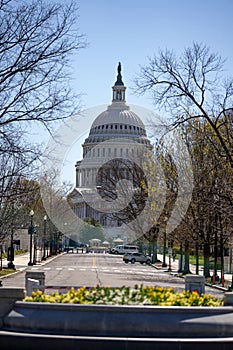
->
[1,228,29,253]
[68,63,151,238]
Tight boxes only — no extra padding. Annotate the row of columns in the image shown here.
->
[83,145,144,159]
[76,168,99,187]
[76,166,135,188]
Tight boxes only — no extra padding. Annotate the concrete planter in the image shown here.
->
[2,301,233,337]
[1,288,233,349]
[1,301,233,349]
[0,288,25,327]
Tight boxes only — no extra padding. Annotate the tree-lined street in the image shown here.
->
[0,1,232,291]
[1,252,225,299]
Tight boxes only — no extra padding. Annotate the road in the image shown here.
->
[2,252,225,298]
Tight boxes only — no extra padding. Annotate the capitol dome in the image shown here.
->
[91,106,145,130]
[69,63,152,233]
[82,62,150,157]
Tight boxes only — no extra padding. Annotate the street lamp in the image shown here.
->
[33,225,38,265]
[7,228,15,270]
[28,210,34,266]
[42,215,47,260]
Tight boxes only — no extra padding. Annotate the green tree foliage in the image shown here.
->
[135,42,233,276]
[78,218,106,245]
[170,119,233,276]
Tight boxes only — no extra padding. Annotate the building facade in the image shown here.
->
[69,63,151,238]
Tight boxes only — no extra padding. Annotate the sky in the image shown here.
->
[73,0,233,109]
[45,0,233,184]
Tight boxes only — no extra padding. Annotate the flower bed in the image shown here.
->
[3,285,233,349]
[24,284,223,306]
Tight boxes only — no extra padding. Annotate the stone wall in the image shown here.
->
[1,287,233,350]
[0,288,25,328]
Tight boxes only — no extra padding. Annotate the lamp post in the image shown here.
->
[28,210,34,266]
[7,228,15,269]
[42,215,47,260]
[49,229,53,257]
[33,226,38,265]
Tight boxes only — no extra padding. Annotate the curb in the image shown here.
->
[0,253,65,280]
[152,262,229,293]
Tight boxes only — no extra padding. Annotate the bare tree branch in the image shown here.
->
[134,42,233,167]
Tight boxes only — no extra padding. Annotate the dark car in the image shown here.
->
[123,252,151,265]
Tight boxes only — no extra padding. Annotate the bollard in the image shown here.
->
[185,274,205,294]
[223,292,233,306]
[25,271,45,295]
[26,278,40,296]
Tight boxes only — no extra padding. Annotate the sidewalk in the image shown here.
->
[154,254,233,290]
[5,252,30,271]
[1,252,63,276]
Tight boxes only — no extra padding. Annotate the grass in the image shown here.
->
[0,249,25,276]
[0,268,18,277]
[1,249,26,259]
[188,255,205,265]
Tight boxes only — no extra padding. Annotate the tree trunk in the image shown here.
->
[0,245,2,271]
[148,241,152,258]
[212,228,219,283]
[183,241,191,275]
[219,218,225,286]
[178,244,184,273]
[195,242,199,275]
[153,239,159,262]
[203,243,211,277]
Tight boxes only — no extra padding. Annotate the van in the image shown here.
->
[110,245,139,255]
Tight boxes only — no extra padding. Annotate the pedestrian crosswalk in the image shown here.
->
[30,265,155,276]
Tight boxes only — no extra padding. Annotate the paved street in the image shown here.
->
[1,252,226,299]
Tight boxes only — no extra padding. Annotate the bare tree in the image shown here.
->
[0,0,86,246]
[134,42,233,168]
[0,0,86,155]
[171,119,233,277]
[96,157,148,226]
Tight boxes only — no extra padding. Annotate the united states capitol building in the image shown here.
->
[68,63,152,238]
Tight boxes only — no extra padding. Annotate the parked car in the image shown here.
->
[110,245,139,255]
[123,252,151,265]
